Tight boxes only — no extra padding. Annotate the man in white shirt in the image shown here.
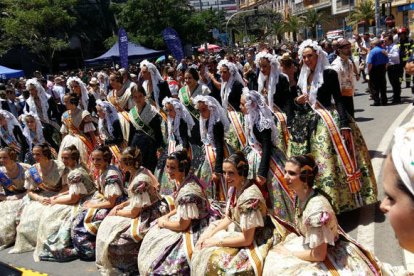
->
[331,39,359,118]
[385,34,402,103]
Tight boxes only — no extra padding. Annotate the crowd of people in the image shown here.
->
[0,36,412,275]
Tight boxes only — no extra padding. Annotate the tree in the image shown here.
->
[110,0,191,49]
[284,15,302,42]
[348,0,375,33]
[0,0,77,72]
[301,9,328,39]
[110,0,224,49]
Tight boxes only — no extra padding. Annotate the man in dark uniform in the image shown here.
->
[367,38,389,106]
[397,27,414,91]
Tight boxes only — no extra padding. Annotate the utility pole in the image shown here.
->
[375,0,381,35]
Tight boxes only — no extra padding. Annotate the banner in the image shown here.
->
[162,27,184,61]
[118,28,128,69]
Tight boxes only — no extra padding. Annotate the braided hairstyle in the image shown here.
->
[93,145,112,164]
[287,154,318,188]
[167,149,191,175]
[0,147,17,162]
[62,145,81,164]
[121,147,143,170]
[33,143,52,160]
[224,151,249,177]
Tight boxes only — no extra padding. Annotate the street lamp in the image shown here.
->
[225,7,258,48]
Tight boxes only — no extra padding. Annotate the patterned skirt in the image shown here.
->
[138,215,211,275]
[71,206,110,261]
[263,232,382,275]
[191,216,288,275]
[288,108,377,213]
[96,199,171,275]
[34,203,81,262]
[245,146,294,223]
[10,192,57,254]
[0,199,23,250]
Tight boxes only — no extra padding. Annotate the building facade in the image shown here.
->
[189,0,238,17]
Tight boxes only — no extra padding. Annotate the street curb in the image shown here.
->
[370,104,413,271]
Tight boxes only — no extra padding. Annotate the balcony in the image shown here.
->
[293,0,331,15]
[239,0,268,10]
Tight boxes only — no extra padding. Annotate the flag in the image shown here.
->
[118,28,128,69]
[162,28,184,61]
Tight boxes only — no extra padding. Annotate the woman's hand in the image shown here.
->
[295,94,309,105]
[273,244,293,256]
[158,216,167,228]
[40,196,51,205]
[196,232,212,250]
[108,205,121,216]
[211,173,221,184]
[82,200,95,208]
[255,176,266,186]
[202,237,220,248]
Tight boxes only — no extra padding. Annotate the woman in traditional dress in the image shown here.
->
[10,143,67,254]
[67,76,97,114]
[96,147,173,275]
[193,95,230,201]
[96,100,125,164]
[289,39,377,214]
[24,78,61,136]
[71,146,124,260]
[0,110,29,162]
[107,71,134,144]
[139,59,171,109]
[34,145,96,262]
[158,97,195,195]
[128,86,164,172]
[263,154,382,275]
[178,67,210,144]
[21,112,59,164]
[191,151,287,275]
[240,88,293,222]
[138,150,216,275]
[59,93,96,164]
[256,51,294,154]
[0,147,31,250]
[217,59,246,152]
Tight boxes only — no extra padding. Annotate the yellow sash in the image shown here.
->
[247,242,264,276]
[228,105,247,148]
[312,101,362,206]
[251,146,294,202]
[271,104,290,148]
[64,112,94,153]
[205,144,230,201]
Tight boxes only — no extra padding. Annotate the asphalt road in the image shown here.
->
[0,77,412,275]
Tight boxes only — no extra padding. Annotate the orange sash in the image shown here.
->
[205,144,230,201]
[228,105,247,148]
[271,104,290,148]
[250,146,294,202]
[312,101,362,206]
[63,112,95,153]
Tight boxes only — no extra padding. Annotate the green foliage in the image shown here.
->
[0,0,77,70]
[348,0,375,32]
[300,9,329,39]
[111,0,225,49]
[284,15,303,41]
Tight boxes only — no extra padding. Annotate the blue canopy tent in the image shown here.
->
[85,42,164,65]
[0,65,24,80]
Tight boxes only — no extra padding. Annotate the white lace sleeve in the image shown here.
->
[67,171,88,196]
[83,122,96,133]
[239,209,264,231]
[24,170,36,190]
[60,123,67,135]
[130,191,151,208]
[177,203,199,220]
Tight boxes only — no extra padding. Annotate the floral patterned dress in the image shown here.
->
[138,174,218,275]
[95,168,174,275]
[10,160,67,254]
[70,165,124,260]
[34,165,96,262]
[191,182,288,275]
[0,163,31,250]
[263,192,382,275]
